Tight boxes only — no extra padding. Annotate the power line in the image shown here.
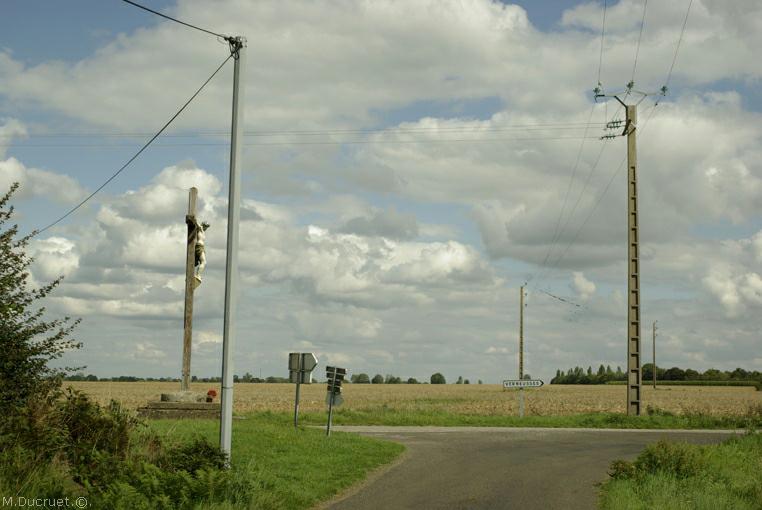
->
[31,53,233,237]
[120,0,228,40]
[1,122,609,139]
[527,104,597,285]
[597,0,608,86]
[539,103,660,282]
[5,134,604,151]
[663,0,693,91]
[630,0,649,85]
[536,288,582,308]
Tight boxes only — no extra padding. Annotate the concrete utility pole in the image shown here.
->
[625,104,641,416]
[181,187,199,391]
[220,36,246,463]
[652,320,657,390]
[519,285,525,418]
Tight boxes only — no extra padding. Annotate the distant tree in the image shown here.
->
[522,373,531,380]
[456,376,463,384]
[233,374,240,383]
[407,377,419,384]
[587,366,593,377]
[478,380,483,384]
[85,374,98,381]
[385,374,402,384]
[663,367,686,381]
[464,379,470,384]
[684,368,699,380]
[597,364,606,377]
[371,374,384,384]
[430,373,446,384]
[352,373,371,384]
[241,372,254,383]
[642,363,655,381]
[191,375,198,382]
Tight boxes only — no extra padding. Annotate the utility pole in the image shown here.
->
[519,285,525,418]
[181,187,198,392]
[652,320,657,389]
[220,36,246,463]
[625,103,641,416]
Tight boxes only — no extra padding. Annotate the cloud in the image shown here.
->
[0,156,87,205]
[339,207,418,240]
[571,271,596,300]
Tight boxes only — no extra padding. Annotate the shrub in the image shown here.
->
[633,440,705,478]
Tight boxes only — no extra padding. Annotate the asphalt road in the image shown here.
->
[323,427,738,510]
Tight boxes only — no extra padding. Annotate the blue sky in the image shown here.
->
[1,1,761,383]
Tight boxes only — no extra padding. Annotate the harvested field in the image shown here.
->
[65,382,762,417]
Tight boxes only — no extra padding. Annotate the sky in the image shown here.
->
[1,0,761,384]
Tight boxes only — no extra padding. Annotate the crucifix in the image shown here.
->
[181,187,209,391]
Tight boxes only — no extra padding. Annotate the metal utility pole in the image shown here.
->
[181,187,198,392]
[625,104,641,416]
[519,285,525,418]
[652,320,657,389]
[220,36,246,463]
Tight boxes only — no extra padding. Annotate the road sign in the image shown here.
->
[325,392,344,407]
[503,379,544,389]
[325,365,347,436]
[301,353,318,372]
[290,352,318,428]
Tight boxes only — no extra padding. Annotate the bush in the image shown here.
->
[371,374,384,384]
[608,440,705,482]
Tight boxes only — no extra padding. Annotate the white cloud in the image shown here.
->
[571,271,596,300]
[0,156,87,205]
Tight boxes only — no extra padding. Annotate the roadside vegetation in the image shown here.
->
[293,404,762,430]
[599,432,762,509]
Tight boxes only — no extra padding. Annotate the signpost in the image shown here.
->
[289,352,318,428]
[503,379,544,389]
[325,366,346,437]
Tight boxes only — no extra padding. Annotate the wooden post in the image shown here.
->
[181,187,198,392]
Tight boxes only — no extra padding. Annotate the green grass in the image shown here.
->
[147,412,404,509]
[599,433,762,509]
[288,405,762,430]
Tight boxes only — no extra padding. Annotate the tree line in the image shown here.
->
[551,364,762,384]
[64,372,486,384]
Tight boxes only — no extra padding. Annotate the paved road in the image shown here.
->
[323,427,738,510]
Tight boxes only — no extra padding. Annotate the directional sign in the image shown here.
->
[326,366,347,377]
[301,353,318,372]
[325,392,344,407]
[289,352,318,384]
[503,379,544,389]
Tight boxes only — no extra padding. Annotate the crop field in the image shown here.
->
[65,381,762,417]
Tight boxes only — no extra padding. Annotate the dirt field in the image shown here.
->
[64,382,762,416]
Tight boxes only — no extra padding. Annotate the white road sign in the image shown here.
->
[503,379,544,389]
[301,353,318,372]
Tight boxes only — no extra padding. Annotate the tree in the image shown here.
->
[430,372,446,384]
[385,374,402,384]
[464,379,470,384]
[371,374,384,384]
[456,376,463,384]
[1,183,81,416]
[406,377,419,384]
[352,373,370,384]
[478,380,483,384]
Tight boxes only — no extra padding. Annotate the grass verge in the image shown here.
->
[291,404,762,430]
[599,432,762,509]
[148,413,404,509]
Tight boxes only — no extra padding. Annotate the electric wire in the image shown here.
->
[1,122,609,139]
[663,0,693,91]
[539,103,659,284]
[630,0,649,84]
[31,53,233,237]
[120,0,228,40]
[597,0,607,86]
